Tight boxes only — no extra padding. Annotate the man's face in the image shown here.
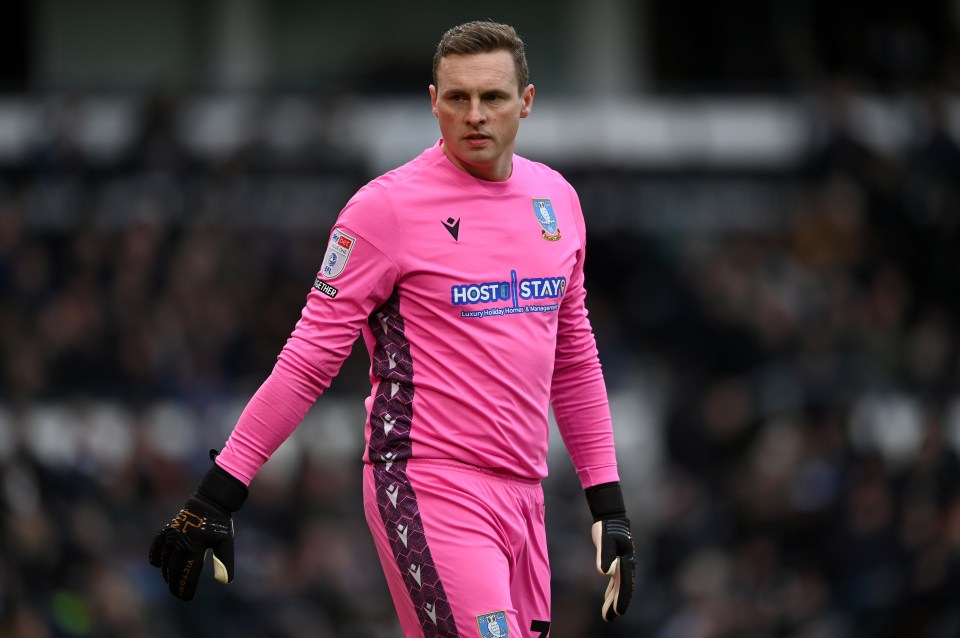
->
[430,50,534,182]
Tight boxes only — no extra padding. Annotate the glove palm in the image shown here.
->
[592,516,636,621]
[586,482,637,622]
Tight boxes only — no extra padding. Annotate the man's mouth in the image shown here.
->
[465,133,490,147]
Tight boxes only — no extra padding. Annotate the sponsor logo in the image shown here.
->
[533,199,561,241]
[442,216,461,240]
[312,277,339,298]
[477,611,509,638]
[450,270,566,319]
[320,228,356,279]
[450,281,512,306]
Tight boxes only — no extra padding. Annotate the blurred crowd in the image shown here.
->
[0,83,959,638]
[578,87,960,637]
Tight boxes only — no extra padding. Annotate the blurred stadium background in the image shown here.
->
[1,1,960,637]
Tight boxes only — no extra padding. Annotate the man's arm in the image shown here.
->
[550,185,618,488]
[217,225,400,482]
[550,184,635,622]
[149,188,401,598]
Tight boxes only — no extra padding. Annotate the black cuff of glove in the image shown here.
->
[195,459,249,514]
[585,482,626,522]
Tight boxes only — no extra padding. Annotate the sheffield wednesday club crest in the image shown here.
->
[532,199,561,241]
[476,610,509,637]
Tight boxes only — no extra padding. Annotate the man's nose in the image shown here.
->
[465,99,486,125]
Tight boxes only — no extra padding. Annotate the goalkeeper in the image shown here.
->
[150,19,635,636]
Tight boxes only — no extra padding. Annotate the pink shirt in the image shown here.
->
[218,141,619,488]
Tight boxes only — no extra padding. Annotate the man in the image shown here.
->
[149,20,635,637]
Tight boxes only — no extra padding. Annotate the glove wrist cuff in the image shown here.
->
[195,462,248,513]
[585,481,626,522]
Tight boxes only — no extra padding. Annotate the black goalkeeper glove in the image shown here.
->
[585,481,637,622]
[149,452,248,601]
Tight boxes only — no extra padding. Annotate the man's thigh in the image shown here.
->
[363,462,550,637]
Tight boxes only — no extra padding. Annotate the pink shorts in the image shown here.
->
[363,459,552,638]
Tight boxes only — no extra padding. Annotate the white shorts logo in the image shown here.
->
[321,228,356,279]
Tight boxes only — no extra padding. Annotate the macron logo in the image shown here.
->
[442,217,460,241]
[382,413,396,435]
[381,452,395,471]
[386,483,399,508]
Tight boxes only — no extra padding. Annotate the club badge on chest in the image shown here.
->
[532,199,561,241]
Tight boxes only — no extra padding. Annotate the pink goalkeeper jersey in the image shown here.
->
[217,140,619,489]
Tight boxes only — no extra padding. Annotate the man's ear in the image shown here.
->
[520,84,535,118]
[429,84,439,118]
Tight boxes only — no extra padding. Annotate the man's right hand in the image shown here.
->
[148,456,248,601]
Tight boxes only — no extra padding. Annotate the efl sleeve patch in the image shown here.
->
[320,228,356,279]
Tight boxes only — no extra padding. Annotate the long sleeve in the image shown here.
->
[217,199,400,484]
[550,186,619,489]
